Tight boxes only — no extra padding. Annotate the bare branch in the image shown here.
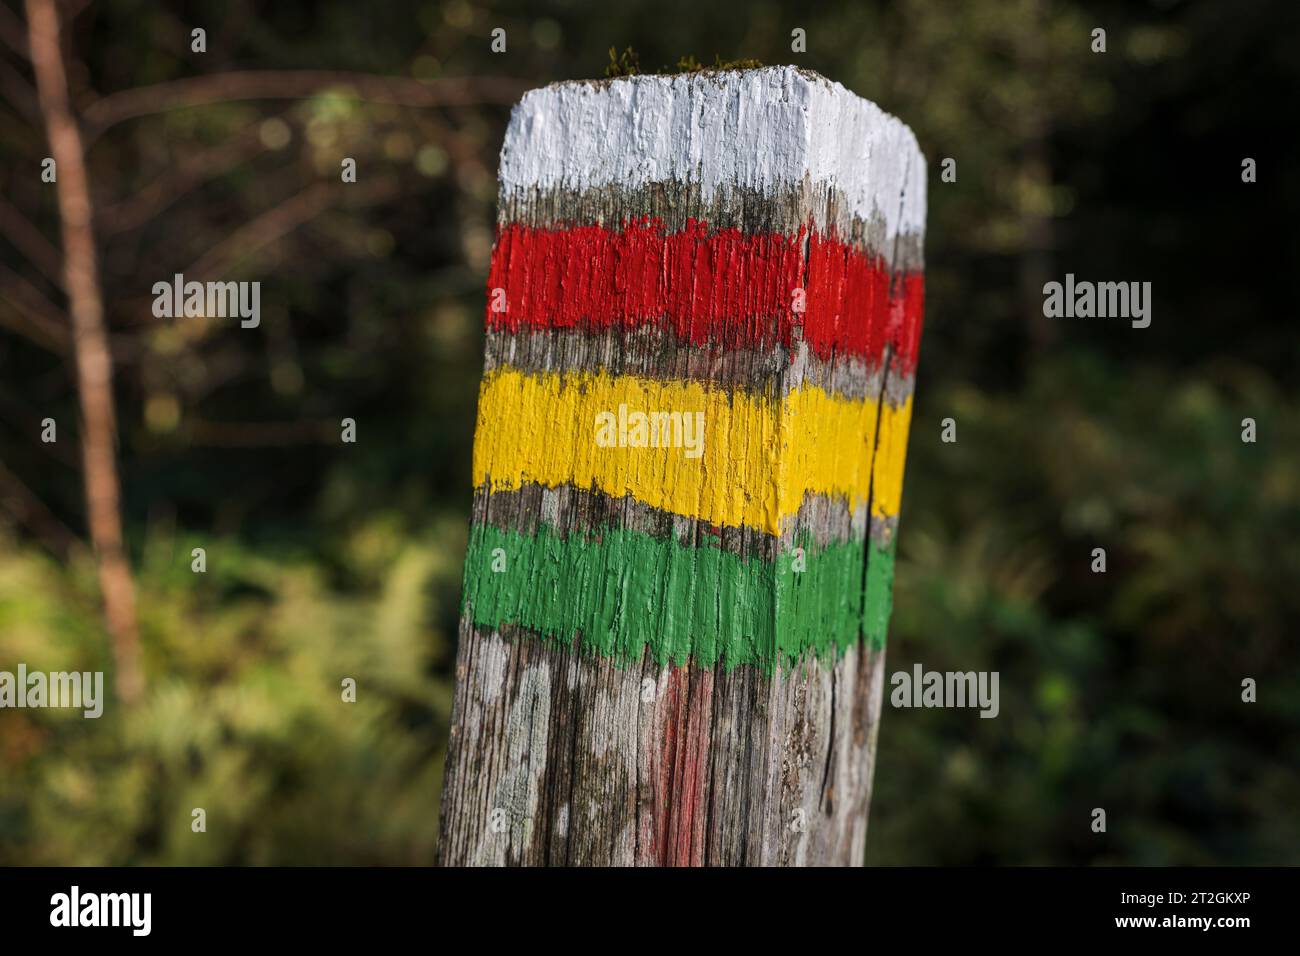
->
[184,175,401,281]
[60,0,94,21]
[0,2,29,58]
[82,71,527,138]
[0,459,82,559]
[0,53,41,122]
[0,195,63,287]
[0,261,70,350]
[98,119,270,235]
[411,110,491,180]
[0,301,67,353]
[26,0,143,703]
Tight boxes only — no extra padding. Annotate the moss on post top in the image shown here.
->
[604,46,765,78]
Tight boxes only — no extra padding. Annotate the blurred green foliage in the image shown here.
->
[0,521,459,863]
[874,358,1300,864]
[1,0,1297,864]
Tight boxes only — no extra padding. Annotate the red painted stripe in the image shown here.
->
[486,218,924,373]
[649,665,711,867]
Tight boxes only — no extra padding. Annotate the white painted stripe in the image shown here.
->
[498,66,927,243]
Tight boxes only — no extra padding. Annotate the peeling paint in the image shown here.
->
[463,523,898,668]
[500,67,926,244]
[471,367,913,536]
[487,218,924,374]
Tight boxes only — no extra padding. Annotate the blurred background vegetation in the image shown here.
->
[1,0,1297,865]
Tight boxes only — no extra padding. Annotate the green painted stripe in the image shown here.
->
[461,522,897,670]
[863,536,897,651]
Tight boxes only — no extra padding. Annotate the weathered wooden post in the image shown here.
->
[438,66,926,866]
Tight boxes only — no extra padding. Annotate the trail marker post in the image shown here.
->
[439,67,926,866]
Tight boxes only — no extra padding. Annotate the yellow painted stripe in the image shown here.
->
[871,387,913,521]
[472,367,912,535]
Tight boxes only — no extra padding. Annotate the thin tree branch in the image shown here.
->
[60,0,94,21]
[185,175,401,280]
[0,382,82,467]
[0,459,81,559]
[0,261,71,349]
[411,111,491,180]
[108,174,407,325]
[0,2,29,58]
[82,71,528,139]
[26,0,143,704]
[97,114,272,235]
[0,195,64,287]
[0,300,67,353]
[0,53,41,122]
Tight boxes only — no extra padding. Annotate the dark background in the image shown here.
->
[0,0,1297,864]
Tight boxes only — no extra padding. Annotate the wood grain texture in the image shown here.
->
[440,629,885,865]
[438,68,925,866]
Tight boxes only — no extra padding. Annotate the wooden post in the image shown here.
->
[438,67,926,866]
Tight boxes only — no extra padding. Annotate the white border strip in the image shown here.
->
[498,66,926,243]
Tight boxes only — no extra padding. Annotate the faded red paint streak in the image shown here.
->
[649,667,681,865]
[650,665,713,866]
[487,218,924,373]
[669,667,712,866]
